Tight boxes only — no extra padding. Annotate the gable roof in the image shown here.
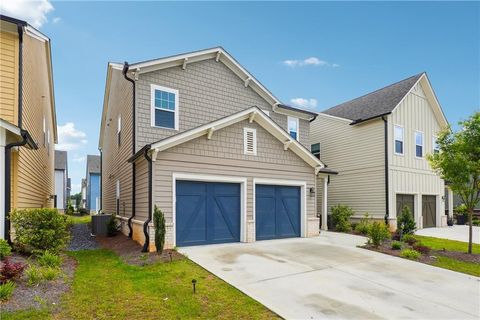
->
[129,106,334,172]
[86,155,100,174]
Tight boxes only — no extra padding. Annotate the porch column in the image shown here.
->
[447,187,454,219]
[0,128,5,239]
[321,177,328,231]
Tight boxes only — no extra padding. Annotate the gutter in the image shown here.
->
[122,62,136,238]
[350,112,392,125]
[382,116,389,224]
[142,148,153,252]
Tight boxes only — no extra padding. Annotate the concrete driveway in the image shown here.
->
[416,225,480,244]
[180,232,479,319]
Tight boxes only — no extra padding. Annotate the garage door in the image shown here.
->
[396,194,414,217]
[255,185,301,240]
[422,195,436,228]
[176,181,240,247]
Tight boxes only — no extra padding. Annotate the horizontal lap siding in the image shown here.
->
[134,157,148,220]
[0,31,18,124]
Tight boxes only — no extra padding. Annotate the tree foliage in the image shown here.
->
[153,205,166,254]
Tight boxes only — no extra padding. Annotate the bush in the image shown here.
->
[37,250,62,268]
[401,234,417,245]
[107,215,120,237]
[367,221,391,246]
[65,200,75,215]
[400,249,421,260]
[0,281,15,301]
[41,267,61,281]
[355,213,372,235]
[0,239,12,260]
[0,257,25,283]
[413,243,431,255]
[25,265,60,286]
[153,206,166,254]
[10,208,70,254]
[397,206,416,235]
[331,205,354,232]
[77,208,88,216]
[391,241,403,250]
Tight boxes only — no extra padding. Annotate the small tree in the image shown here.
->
[397,206,416,236]
[427,112,480,254]
[153,205,166,254]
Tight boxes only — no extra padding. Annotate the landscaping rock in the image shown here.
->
[68,224,99,251]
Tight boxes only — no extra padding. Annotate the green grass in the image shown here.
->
[433,256,480,277]
[415,235,480,254]
[3,249,277,319]
[67,215,91,225]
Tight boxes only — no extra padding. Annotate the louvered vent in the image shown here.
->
[244,128,257,155]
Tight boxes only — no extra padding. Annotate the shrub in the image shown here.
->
[65,200,75,215]
[331,205,354,232]
[78,208,88,216]
[37,250,62,268]
[401,234,417,245]
[0,257,25,283]
[25,265,60,286]
[10,208,70,254]
[41,267,61,281]
[391,241,403,250]
[0,239,12,260]
[397,206,416,235]
[107,215,120,237]
[413,243,431,255]
[0,281,15,301]
[355,213,372,235]
[400,249,421,260]
[153,206,166,254]
[367,221,391,246]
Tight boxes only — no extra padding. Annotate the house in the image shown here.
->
[80,178,87,209]
[0,15,57,241]
[85,155,101,213]
[310,73,449,231]
[99,47,337,251]
[54,150,69,211]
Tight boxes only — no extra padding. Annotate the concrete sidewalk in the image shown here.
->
[416,225,480,244]
[180,232,480,319]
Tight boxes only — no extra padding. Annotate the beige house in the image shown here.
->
[0,15,57,240]
[99,47,337,251]
[311,73,449,230]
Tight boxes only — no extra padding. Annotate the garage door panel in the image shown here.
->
[256,191,276,240]
[422,195,436,228]
[277,195,301,238]
[210,191,241,243]
[176,194,207,245]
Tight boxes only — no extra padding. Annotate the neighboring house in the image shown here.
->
[0,15,57,241]
[99,47,336,252]
[80,178,87,209]
[311,73,449,230]
[86,155,101,213]
[54,150,69,211]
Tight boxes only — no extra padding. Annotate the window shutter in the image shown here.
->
[244,128,257,155]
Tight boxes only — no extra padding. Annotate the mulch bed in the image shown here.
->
[95,232,184,266]
[1,253,76,313]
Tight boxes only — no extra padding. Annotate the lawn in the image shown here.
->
[67,215,91,225]
[415,235,480,254]
[432,255,480,277]
[3,249,277,320]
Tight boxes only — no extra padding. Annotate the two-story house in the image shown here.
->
[311,73,449,231]
[85,155,101,213]
[0,15,57,241]
[54,150,69,211]
[99,47,337,252]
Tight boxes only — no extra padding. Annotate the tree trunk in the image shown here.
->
[468,208,473,254]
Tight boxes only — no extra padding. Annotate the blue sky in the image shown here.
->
[2,1,479,193]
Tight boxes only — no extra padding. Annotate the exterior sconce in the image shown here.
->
[309,187,315,197]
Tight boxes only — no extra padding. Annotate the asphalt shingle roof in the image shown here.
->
[54,150,67,170]
[86,155,100,174]
[321,73,424,123]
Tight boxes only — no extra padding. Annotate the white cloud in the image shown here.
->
[52,17,61,24]
[56,123,87,151]
[283,57,339,68]
[290,98,318,110]
[72,154,86,163]
[0,0,54,28]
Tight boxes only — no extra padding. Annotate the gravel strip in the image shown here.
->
[68,224,99,251]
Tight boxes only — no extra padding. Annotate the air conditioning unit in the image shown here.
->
[91,214,112,236]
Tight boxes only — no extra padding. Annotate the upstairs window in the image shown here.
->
[394,125,404,155]
[244,128,257,155]
[415,131,424,158]
[47,129,50,156]
[151,84,178,130]
[311,143,320,159]
[288,117,299,140]
[433,136,440,154]
[43,116,46,147]
[117,115,121,147]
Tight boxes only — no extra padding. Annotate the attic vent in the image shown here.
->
[244,128,257,155]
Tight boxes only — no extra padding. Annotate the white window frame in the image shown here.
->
[117,114,122,147]
[432,135,440,154]
[47,129,50,155]
[415,130,424,158]
[311,143,320,159]
[116,179,120,199]
[243,128,257,155]
[150,84,179,130]
[287,116,299,141]
[43,116,46,147]
[394,125,404,156]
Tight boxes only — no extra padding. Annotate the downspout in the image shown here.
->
[123,62,136,238]
[99,149,102,212]
[382,116,389,225]
[142,148,153,252]
[17,24,23,128]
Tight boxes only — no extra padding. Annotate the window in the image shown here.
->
[394,125,404,155]
[311,143,320,159]
[43,116,46,147]
[288,117,299,140]
[117,115,121,147]
[244,128,257,155]
[47,130,50,155]
[433,136,440,154]
[116,180,120,215]
[151,84,179,130]
[415,131,424,158]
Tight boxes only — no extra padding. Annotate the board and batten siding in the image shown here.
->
[134,58,310,150]
[311,115,386,219]
[388,82,445,227]
[0,30,19,125]
[101,68,133,217]
[151,119,317,249]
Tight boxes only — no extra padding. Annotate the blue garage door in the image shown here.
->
[176,181,241,247]
[255,185,301,240]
